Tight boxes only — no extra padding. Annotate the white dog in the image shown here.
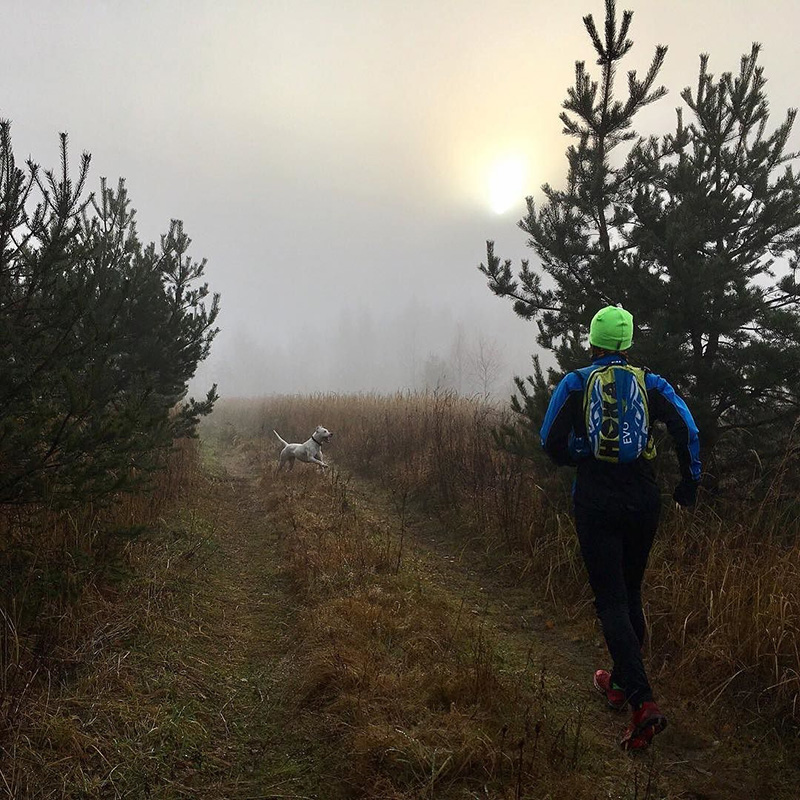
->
[273,425,334,470]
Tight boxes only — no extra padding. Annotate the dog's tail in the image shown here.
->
[273,430,289,447]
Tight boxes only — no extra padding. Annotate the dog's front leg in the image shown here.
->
[310,456,328,468]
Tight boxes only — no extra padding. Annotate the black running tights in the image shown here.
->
[574,500,660,708]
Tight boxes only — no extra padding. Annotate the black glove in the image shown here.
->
[673,479,699,508]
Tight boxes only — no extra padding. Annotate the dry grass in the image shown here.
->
[648,509,800,718]
[208,392,800,725]
[8,391,795,796]
[258,460,645,799]
[0,440,203,796]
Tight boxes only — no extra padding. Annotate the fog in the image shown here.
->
[3,1,800,398]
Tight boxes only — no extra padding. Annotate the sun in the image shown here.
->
[488,155,529,215]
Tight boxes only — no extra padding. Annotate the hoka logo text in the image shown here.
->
[598,381,619,460]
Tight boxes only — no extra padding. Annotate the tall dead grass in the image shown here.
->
[209,392,800,723]
[0,439,199,749]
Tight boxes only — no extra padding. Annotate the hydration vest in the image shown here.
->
[583,364,656,464]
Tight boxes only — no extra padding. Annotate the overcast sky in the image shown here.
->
[3,0,800,396]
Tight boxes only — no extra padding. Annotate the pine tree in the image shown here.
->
[480,1,800,478]
[622,45,800,470]
[0,122,219,507]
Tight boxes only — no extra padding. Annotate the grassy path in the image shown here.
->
[134,446,334,798]
[11,447,324,798]
[219,441,798,799]
[164,458,325,798]
[17,440,799,798]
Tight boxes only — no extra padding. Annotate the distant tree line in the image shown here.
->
[481,0,800,483]
[0,122,219,508]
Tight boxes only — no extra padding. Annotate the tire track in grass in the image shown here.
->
[179,456,327,799]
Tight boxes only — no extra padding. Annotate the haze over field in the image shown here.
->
[4,0,800,396]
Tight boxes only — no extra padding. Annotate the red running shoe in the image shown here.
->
[593,669,626,710]
[620,701,667,751]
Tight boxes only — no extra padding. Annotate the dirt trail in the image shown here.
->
[9,446,326,798]
[211,445,797,798]
[223,440,797,797]
[47,442,792,799]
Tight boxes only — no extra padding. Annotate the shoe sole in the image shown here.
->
[620,715,668,751]
[592,673,627,711]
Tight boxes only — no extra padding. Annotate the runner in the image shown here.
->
[540,305,701,749]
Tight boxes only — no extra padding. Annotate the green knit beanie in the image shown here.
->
[589,306,633,351]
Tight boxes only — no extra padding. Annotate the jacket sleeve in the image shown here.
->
[540,372,584,466]
[645,372,701,482]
